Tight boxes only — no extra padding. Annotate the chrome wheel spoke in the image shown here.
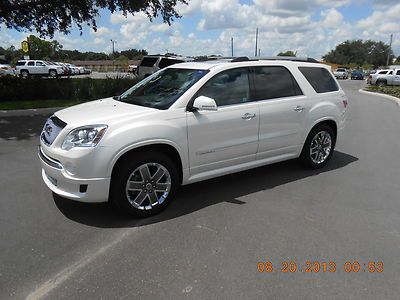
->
[148,191,158,205]
[155,183,168,192]
[127,181,144,191]
[139,165,151,181]
[135,191,148,206]
[152,167,165,183]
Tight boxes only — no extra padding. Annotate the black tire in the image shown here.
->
[49,69,57,77]
[110,151,179,217]
[377,80,386,87]
[20,70,29,78]
[300,124,336,169]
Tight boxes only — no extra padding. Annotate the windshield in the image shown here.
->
[119,68,209,110]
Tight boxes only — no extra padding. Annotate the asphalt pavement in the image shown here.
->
[1,80,400,299]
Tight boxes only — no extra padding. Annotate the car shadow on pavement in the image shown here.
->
[54,150,358,228]
[0,113,51,140]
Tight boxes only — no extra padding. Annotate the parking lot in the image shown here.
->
[1,80,400,299]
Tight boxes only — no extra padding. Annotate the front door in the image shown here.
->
[187,67,259,176]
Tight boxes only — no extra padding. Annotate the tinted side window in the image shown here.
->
[159,58,184,69]
[397,70,400,75]
[378,71,388,74]
[299,67,339,93]
[27,61,35,66]
[388,71,393,75]
[140,57,158,67]
[197,68,250,107]
[252,66,303,100]
[36,61,44,66]
[16,61,26,66]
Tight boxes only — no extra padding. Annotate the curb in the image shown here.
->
[0,107,63,117]
[358,89,400,106]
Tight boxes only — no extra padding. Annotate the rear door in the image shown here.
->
[394,70,400,86]
[253,66,308,159]
[35,61,47,75]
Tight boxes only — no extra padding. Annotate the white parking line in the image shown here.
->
[25,228,137,300]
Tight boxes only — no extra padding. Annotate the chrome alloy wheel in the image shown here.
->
[125,163,171,210]
[309,131,332,164]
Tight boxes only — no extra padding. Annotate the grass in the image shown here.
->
[365,85,400,99]
[0,99,84,110]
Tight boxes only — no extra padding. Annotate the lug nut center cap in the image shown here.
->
[146,183,152,190]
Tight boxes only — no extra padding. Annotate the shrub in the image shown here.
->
[0,76,139,102]
[366,85,400,99]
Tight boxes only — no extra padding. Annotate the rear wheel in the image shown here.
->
[300,125,336,169]
[20,70,29,78]
[110,152,179,217]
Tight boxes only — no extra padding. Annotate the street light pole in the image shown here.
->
[255,28,258,57]
[386,34,393,67]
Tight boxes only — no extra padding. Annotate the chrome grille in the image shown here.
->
[40,115,66,146]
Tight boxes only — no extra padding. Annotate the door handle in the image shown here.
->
[242,113,256,120]
[293,106,305,112]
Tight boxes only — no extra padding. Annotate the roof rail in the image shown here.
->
[228,56,319,63]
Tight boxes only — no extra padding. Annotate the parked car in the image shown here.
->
[15,60,64,77]
[333,68,348,79]
[350,70,364,80]
[0,64,16,76]
[137,56,193,77]
[64,63,80,75]
[39,57,348,217]
[368,69,400,86]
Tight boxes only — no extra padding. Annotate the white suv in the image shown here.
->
[16,60,64,77]
[39,57,348,217]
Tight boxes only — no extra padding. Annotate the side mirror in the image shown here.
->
[192,96,218,111]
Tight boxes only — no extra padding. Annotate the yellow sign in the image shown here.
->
[21,41,29,53]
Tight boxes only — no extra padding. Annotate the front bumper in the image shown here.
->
[39,147,110,203]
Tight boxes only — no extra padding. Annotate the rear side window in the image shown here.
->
[140,57,158,67]
[16,61,26,66]
[27,61,35,66]
[378,70,388,74]
[299,67,339,93]
[252,66,303,100]
[159,58,184,69]
[397,70,400,75]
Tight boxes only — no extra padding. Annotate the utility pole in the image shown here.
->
[110,39,116,72]
[110,39,116,56]
[255,28,258,57]
[386,34,393,67]
[231,37,234,57]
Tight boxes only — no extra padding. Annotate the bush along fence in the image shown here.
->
[0,77,139,102]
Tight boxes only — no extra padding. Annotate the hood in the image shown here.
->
[54,97,157,126]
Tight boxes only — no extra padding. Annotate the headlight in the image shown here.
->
[61,125,108,150]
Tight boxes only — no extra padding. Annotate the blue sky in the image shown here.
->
[0,0,399,59]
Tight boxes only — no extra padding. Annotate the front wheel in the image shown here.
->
[49,70,57,77]
[110,152,179,217]
[300,125,336,169]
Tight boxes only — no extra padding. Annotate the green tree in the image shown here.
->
[395,56,400,64]
[322,39,395,68]
[0,0,188,37]
[277,50,297,57]
[26,35,63,60]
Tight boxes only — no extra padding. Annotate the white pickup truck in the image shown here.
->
[369,69,400,86]
[333,68,348,79]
